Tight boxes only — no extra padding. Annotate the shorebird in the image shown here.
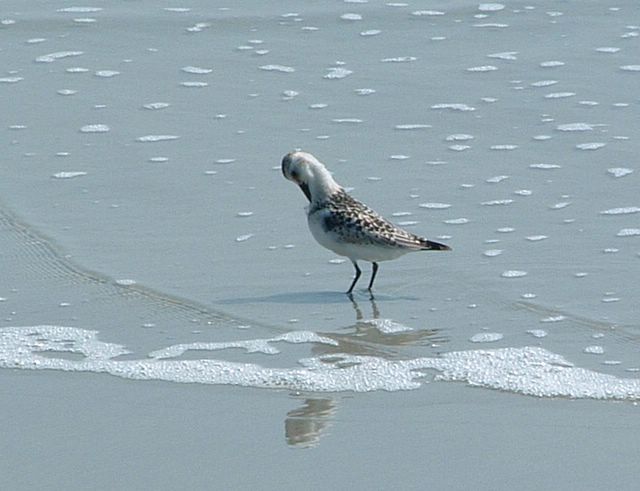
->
[282,151,451,294]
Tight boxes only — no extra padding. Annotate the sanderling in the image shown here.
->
[282,151,451,294]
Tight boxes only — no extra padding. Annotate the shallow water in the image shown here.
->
[1,1,640,489]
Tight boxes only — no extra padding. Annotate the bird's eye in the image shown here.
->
[291,170,299,180]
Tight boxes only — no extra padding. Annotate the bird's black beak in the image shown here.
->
[299,182,312,202]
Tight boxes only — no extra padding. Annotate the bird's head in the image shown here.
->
[281,151,340,202]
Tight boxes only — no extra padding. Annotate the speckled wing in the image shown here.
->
[322,192,449,251]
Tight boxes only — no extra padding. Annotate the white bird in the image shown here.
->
[282,151,451,294]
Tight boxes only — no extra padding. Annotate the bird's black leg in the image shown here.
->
[367,262,379,291]
[346,261,362,294]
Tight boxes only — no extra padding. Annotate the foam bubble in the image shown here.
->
[95,70,120,78]
[556,123,593,132]
[182,66,212,74]
[527,329,548,338]
[143,102,171,110]
[472,20,505,27]
[470,332,504,343]
[395,124,431,130]
[186,22,211,33]
[260,64,295,73]
[530,163,561,170]
[35,51,83,63]
[526,235,548,241]
[501,270,527,278]
[487,51,517,60]
[66,67,89,74]
[483,249,503,257]
[52,171,87,179]
[449,145,471,152]
[332,118,363,124]
[617,229,640,237]
[600,207,640,215]
[412,10,445,16]
[584,346,605,355]
[478,3,505,11]
[601,297,620,303]
[486,175,509,183]
[607,168,633,178]
[576,142,606,150]
[136,135,180,142]
[80,124,110,133]
[531,80,558,87]
[444,218,469,225]
[490,144,518,150]
[545,92,575,99]
[340,13,362,21]
[180,81,208,88]
[431,103,476,111]
[324,67,353,79]
[481,199,513,206]
[381,56,417,63]
[114,279,137,286]
[446,134,474,141]
[57,7,103,12]
[328,258,346,264]
[467,65,498,72]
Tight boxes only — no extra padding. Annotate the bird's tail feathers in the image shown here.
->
[419,238,451,251]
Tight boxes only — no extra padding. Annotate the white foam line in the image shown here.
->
[2,326,639,399]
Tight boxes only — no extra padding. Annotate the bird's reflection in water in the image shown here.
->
[284,294,448,448]
[314,293,448,358]
[350,292,381,319]
[285,397,336,448]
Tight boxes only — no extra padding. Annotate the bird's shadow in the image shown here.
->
[216,290,419,305]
